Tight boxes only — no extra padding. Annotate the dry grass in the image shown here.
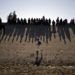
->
[0,25,75,75]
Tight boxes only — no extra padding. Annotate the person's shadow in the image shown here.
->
[0,24,5,42]
[52,20,56,38]
[63,24,71,42]
[57,19,66,43]
[34,50,43,66]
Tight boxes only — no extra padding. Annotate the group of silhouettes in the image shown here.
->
[0,11,75,36]
[0,11,75,26]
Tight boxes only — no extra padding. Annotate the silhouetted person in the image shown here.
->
[35,50,43,66]
[59,18,63,26]
[69,19,75,35]
[28,18,30,25]
[7,11,17,24]
[45,19,48,25]
[52,20,56,38]
[33,18,36,25]
[0,17,2,25]
[52,20,55,26]
[49,18,51,25]
[20,18,24,24]
[12,11,17,24]
[23,18,27,25]
[17,18,20,24]
[7,12,12,24]
[56,17,59,26]
[0,18,5,34]
[63,19,68,26]
[41,16,45,25]
[70,19,75,26]
[31,18,34,25]
[52,20,56,31]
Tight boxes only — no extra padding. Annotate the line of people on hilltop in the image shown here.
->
[52,17,75,27]
[26,16,51,25]
[7,16,75,26]
[0,11,75,26]
[16,16,51,25]
[6,11,75,26]
[7,11,51,25]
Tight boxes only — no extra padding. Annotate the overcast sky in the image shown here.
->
[0,0,75,22]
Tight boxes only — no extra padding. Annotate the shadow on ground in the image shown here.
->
[0,24,74,44]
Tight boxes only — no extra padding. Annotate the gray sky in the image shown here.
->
[0,0,75,22]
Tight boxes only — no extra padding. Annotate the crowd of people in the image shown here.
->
[0,11,75,26]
